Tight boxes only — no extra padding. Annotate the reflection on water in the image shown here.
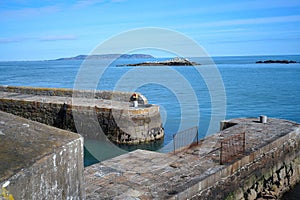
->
[116,138,165,152]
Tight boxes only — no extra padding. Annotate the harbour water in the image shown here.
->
[0,55,299,197]
[1,55,300,144]
[1,55,299,138]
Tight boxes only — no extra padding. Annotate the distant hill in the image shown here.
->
[55,54,154,60]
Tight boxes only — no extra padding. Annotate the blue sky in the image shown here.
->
[0,0,300,60]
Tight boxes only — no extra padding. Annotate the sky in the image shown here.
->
[0,0,300,61]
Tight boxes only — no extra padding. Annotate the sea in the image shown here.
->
[0,55,299,197]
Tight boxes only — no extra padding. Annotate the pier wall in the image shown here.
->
[0,111,84,199]
[0,86,164,144]
[190,124,300,199]
[0,85,148,104]
[84,118,300,199]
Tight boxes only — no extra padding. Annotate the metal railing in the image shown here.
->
[220,132,246,165]
[173,126,199,154]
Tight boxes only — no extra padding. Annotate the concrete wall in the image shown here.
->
[0,85,148,104]
[186,123,300,200]
[70,104,164,144]
[0,111,84,199]
[0,86,164,144]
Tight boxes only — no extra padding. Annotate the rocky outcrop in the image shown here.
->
[256,60,297,64]
[123,57,200,66]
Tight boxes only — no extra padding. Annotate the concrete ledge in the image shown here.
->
[0,85,148,104]
[0,111,84,199]
[84,118,300,199]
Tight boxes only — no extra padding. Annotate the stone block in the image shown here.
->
[0,111,84,199]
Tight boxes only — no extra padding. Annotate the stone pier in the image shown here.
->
[84,118,300,199]
[1,85,300,199]
[0,85,164,144]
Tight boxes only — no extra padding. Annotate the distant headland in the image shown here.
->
[119,57,200,66]
[54,54,154,61]
[256,60,297,64]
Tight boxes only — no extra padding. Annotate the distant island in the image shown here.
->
[54,54,154,60]
[120,57,200,66]
[256,60,297,64]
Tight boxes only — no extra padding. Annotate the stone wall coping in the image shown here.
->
[0,91,158,112]
[0,85,148,104]
[0,110,83,183]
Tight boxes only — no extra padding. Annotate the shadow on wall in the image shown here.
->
[53,103,72,130]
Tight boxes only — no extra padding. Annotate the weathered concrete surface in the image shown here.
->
[0,110,84,199]
[0,85,148,104]
[84,118,300,199]
[0,85,164,144]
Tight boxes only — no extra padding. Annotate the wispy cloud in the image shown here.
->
[207,28,247,33]
[39,35,78,42]
[180,15,300,29]
[110,0,127,2]
[210,15,300,27]
[209,36,300,44]
[0,5,60,19]
[72,0,125,8]
[73,0,104,8]
[0,37,28,44]
[141,0,300,22]
[0,35,78,43]
[222,0,300,13]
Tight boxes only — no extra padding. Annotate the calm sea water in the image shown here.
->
[0,55,300,196]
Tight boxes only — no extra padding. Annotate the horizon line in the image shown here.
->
[0,53,300,62]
